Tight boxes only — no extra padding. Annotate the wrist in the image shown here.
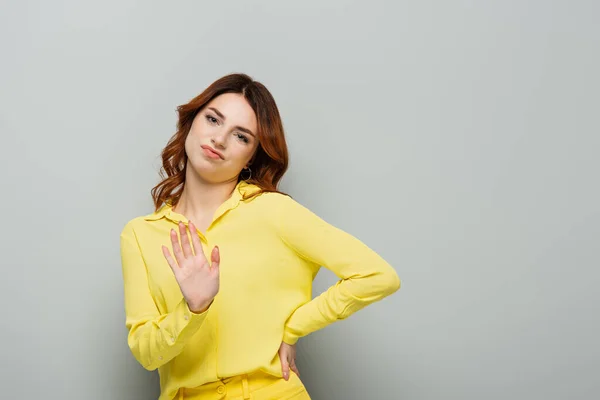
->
[282,328,299,345]
[189,298,213,314]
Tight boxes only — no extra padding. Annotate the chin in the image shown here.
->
[188,157,236,184]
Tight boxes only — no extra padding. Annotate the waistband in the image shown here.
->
[179,370,283,400]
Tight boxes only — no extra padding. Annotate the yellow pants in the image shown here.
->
[179,370,311,400]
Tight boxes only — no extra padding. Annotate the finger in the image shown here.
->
[187,221,204,259]
[161,245,178,273]
[281,356,290,381]
[211,246,220,271]
[178,222,193,259]
[170,229,185,266]
[290,360,300,377]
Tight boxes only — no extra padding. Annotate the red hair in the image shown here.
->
[151,73,289,211]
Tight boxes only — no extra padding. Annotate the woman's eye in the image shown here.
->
[236,133,249,143]
[206,115,218,124]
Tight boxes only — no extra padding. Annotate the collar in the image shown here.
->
[144,180,261,222]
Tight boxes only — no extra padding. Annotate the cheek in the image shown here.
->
[185,127,207,150]
[243,142,259,162]
[184,134,195,155]
[184,133,205,163]
[188,118,211,141]
[229,144,255,165]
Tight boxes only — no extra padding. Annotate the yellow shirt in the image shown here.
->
[120,181,400,400]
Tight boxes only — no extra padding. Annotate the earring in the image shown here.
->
[240,167,252,180]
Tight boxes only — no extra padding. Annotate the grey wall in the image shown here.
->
[1,1,598,399]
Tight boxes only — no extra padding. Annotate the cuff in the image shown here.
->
[282,327,300,345]
[167,297,210,344]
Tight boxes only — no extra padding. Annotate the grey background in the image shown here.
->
[1,0,598,399]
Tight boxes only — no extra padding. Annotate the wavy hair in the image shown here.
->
[151,73,289,211]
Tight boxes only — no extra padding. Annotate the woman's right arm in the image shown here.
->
[120,221,216,371]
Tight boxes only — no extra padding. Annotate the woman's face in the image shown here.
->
[185,93,259,183]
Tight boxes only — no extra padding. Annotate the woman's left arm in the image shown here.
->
[275,194,401,346]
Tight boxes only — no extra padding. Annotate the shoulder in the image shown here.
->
[238,191,305,229]
[250,190,301,212]
[121,203,171,235]
[250,191,320,228]
[120,205,164,238]
[120,216,146,238]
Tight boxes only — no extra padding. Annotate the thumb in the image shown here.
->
[211,246,220,270]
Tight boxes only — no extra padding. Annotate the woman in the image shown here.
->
[120,73,401,400]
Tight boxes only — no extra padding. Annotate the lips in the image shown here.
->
[201,145,224,160]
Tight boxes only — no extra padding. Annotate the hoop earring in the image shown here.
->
[240,167,252,181]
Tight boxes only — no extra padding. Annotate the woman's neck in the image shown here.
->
[173,171,238,223]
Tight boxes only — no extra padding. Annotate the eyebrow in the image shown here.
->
[207,107,256,137]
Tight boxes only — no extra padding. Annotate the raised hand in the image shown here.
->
[161,221,220,313]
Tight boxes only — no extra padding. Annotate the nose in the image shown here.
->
[211,131,227,149]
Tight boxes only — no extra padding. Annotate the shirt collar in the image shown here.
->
[143,180,261,222]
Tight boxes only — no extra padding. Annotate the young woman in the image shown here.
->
[120,73,401,400]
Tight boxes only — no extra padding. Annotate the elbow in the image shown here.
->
[357,264,401,300]
[381,267,401,296]
[142,363,158,372]
[127,332,159,371]
[372,261,400,297]
[390,270,401,294]
[138,354,158,371]
[128,346,157,372]
[129,345,159,371]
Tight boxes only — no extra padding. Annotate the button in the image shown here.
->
[216,385,225,394]
[159,356,163,360]
[184,315,189,320]
[170,337,175,343]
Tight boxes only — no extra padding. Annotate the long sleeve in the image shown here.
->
[276,195,401,345]
[120,222,209,371]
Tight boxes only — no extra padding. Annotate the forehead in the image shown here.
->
[206,93,257,128]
